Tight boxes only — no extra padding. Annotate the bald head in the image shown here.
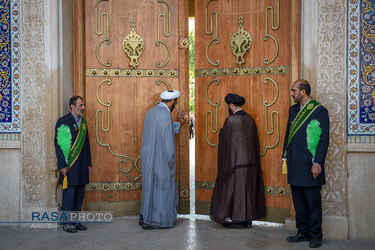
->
[294,79,311,95]
[291,79,311,105]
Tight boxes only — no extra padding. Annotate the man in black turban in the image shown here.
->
[210,93,266,229]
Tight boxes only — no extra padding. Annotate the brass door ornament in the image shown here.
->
[155,0,172,68]
[205,79,220,149]
[230,16,252,67]
[122,20,145,69]
[95,79,142,181]
[260,77,280,157]
[263,0,280,65]
[179,38,189,49]
[95,0,112,67]
[205,0,220,66]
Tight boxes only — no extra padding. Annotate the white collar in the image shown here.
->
[233,108,243,114]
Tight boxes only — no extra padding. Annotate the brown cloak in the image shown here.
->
[210,110,266,223]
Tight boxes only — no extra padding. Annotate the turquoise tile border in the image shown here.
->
[0,0,20,133]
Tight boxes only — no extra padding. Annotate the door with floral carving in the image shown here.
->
[74,0,190,216]
[194,0,300,223]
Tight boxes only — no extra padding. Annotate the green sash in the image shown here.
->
[283,99,321,158]
[63,117,87,189]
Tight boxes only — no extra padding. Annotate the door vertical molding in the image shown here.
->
[73,0,85,96]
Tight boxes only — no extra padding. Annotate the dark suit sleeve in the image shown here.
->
[313,107,330,165]
[54,118,68,170]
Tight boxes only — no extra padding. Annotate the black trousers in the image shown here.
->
[291,185,323,239]
[62,185,85,224]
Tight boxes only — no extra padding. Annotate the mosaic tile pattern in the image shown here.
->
[0,0,20,133]
[348,0,375,136]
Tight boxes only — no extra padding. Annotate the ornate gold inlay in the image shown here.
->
[205,0,220,66]
[266,186,274,194]
[195,65,289,77]
[195,181,289,196]
[263,0,280,65]
[278,187,286,196]
[95,79,141,181]
[230,16,252,67]
[155,0,171,68]
[86,68,179,78]
[205,79,220,148]
[122,20,145,69]
[261,77,280,157]
[86,181,142,191]
[180,189,190,199]
[179,38,189,49]
[95,0,112,67]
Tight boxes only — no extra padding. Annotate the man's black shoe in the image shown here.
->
[139,214,144,226]
[309,238,322,248]
[63,225,77,233]
[286,233,311,242]
[222,223,244,229]
[243,221,252,229]
[75,223,87,230]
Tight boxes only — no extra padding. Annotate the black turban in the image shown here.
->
[225,93,245,106]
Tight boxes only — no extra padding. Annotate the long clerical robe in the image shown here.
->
[210,110,266,223]
[140,103,180,228]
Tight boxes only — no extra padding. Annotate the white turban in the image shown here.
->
[160,90,180,100]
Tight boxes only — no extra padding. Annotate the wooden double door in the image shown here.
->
[75,0,299,223]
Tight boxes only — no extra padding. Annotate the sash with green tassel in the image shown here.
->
[282,99,321,174]
[57,117,87,189]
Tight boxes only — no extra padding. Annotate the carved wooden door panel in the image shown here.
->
[194,0,300,223]
[74,0,190,216]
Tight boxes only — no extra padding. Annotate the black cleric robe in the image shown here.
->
[210,110,266,223]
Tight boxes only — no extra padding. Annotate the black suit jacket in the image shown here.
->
[282,103,330,187]
[54,113,92,186]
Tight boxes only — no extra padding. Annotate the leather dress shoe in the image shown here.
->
[139,215,144,226]
[286,233,311,242]
[243,221,252,229]
[222,223,244,229]
[309,238,322,248]
[75,223,87,230]
[63,225,77,233]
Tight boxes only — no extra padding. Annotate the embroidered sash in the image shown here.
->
[283,99,321,158]
[63,117,87,189]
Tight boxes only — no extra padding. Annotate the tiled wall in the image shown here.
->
[347,0,375,141]
[0,0,20,135]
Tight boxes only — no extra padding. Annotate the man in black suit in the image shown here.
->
[282,80,329,248]
[54,96,92,233]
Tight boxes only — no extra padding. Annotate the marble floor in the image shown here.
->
[1,216,375,250]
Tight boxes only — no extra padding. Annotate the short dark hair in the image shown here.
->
[69,96,83,109]
[298,80,311,95]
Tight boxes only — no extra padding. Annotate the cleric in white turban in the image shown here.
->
[160,90,180,100]
[139,89,187,229]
